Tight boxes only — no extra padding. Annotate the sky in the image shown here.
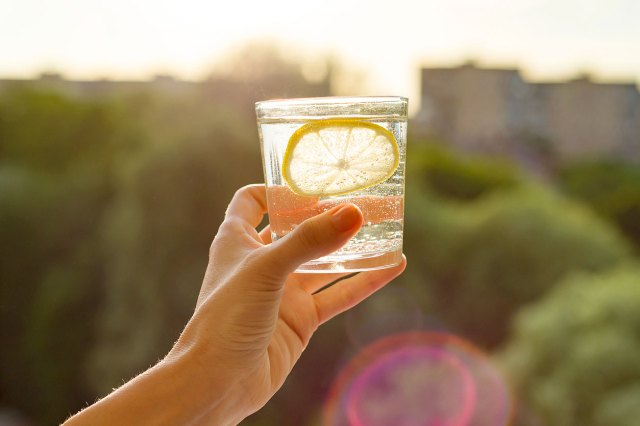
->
[1,0,639,103]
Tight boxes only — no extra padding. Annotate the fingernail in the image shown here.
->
[330,204,361,232]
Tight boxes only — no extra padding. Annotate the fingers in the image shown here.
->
[263,226,351,292]
[225,184,268,228]
[262,227,351,291]
[313,256,407,324]
[258,204,364,279]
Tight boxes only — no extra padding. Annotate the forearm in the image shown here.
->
[63,349,247,426]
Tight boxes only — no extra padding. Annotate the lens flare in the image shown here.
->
[347,346,476,426]
[324,332,513,426]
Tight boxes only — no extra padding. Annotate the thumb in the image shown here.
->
[263,203,363,276]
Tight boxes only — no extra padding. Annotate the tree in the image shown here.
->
[409,142,521,201]
[0,87,129,175]
[85,101,263,394]
[405,186,630,348]
[500,265,640,426]
[0,89,128,424]
[208,42,333,102]
[559,160,640,250]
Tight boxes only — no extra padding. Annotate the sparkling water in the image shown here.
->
[258,117,407,272]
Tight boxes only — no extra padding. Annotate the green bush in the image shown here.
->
[405,186,630,348]
[0,167,107,424]
[559,160,640,249]
[409,142,521,201]
[500,265,640,426]
[0,53,335,424]
[85,103,263,394]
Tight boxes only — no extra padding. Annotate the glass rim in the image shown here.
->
[255,96,408,120]
[256,95,408,108]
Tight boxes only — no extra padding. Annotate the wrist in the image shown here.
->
[64,344,249,426]
[161,344,250,425]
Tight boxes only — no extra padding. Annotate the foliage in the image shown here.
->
[500,265,640,426]
[85,100,263,394]
[0,52,329,424]
[0,88,134,174]
[409,142,521,201]
[0,90,121,422]
[405,184,630,348]
[1,61,639,425]
[558,160,640,249]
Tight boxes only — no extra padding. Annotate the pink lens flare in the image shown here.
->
[324,332,513,426]
[347,346,476,426]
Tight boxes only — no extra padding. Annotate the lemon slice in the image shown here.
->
[282,119,399,196]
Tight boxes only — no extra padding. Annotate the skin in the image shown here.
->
[64,184,406,425]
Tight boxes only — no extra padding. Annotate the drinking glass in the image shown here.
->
[256,96,408,272]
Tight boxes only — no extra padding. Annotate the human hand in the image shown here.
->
[170,184,406,424]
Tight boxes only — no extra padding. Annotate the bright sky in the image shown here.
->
[1,0,639,104]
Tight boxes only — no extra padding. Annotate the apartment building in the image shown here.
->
[415,63,640,160]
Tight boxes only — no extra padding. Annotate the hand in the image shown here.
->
[63,184,406,426]
[171,184,406,423]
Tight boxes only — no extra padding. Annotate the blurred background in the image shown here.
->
[1,0,639,425]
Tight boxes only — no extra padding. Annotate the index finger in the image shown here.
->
[225,184,268,228]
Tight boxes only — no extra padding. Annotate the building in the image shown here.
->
[415,62,640,161]
[0,71,332,109]
[536,76,640,159]
[416,62,532,154]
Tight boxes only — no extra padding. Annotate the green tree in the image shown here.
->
[0,88,131,174]
[85,101,263,394]
[501,265,640,426]
[559,160,640,249]
[83,47,340,398]
[409,142,521,201]
[405,186,630,348]
[0,88,139,424]
[0,167,109,424]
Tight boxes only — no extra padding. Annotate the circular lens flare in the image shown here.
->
[347,346,476,426]
[324,332,513,426]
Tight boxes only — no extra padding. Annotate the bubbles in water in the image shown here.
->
[324,332,513,426]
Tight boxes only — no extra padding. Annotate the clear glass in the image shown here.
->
[256,96,408,272]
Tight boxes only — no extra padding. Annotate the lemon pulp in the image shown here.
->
[282,119,399,197]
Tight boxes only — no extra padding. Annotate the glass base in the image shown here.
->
[295,248,403,273]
